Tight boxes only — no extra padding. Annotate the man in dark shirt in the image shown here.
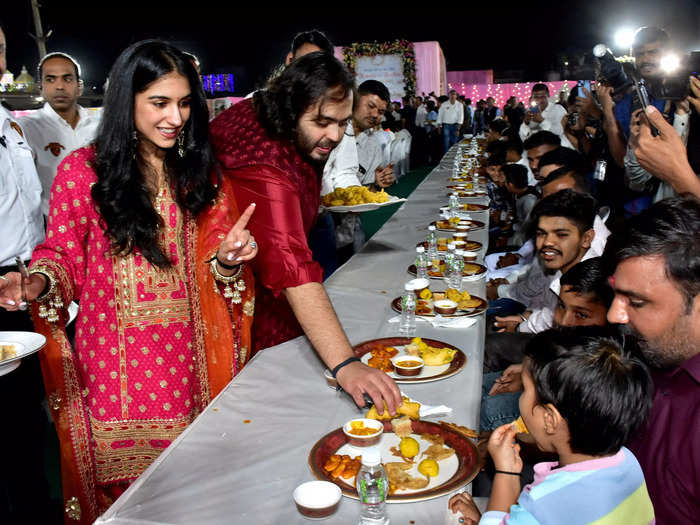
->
[606,195,700,524]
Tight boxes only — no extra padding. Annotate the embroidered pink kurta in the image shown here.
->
[32,147,204,485]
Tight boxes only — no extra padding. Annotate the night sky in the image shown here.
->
[3,1,699,94]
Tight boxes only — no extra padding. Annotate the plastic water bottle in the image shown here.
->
[448,251,465,290]
[356,449,389,525]
[448,193,460,218]
[399,284,416,336]
[415,246,429,279]
[426,226,439,269]
[443,242,457,271]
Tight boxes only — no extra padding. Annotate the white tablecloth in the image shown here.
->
[96,146,490,525]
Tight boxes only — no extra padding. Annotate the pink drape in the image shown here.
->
[414,41,444,97]
[446,80,579,107]
[447,70,494,85]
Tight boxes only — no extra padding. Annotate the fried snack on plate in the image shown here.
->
[391,416,414,439]
[366,396,420,421]
[385,462,430,493]
[323,454,361,479]
[458,297,482,309]
[463,263,483,275]
[422,442,455,461]
[513,416,529,434]
[1,344,17,361]
[368,355,394,373]
[438,421,478,439]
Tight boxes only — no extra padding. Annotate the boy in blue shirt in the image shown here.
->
[450,328,655,524]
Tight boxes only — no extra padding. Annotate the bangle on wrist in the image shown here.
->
[519,313,528,323]
[331,356,361,378]
[494,469,521,476]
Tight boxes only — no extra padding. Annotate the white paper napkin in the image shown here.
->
[401,392,453,418]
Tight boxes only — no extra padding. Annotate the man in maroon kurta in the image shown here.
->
[606,196,700,524]
[209,52,401,413]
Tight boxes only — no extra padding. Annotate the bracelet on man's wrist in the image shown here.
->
[331,357,361,378]
[494,469,521,477]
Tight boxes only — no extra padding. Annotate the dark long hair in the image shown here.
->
[253,51,354,142]
[92,40,216,267]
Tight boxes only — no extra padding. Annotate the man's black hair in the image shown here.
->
[486,150,507,167]
[290,30,334,57]
[541,166,590,194]
[254,52,354,141]
[465,98,472,105]
[532,82,550,96]
[523,130,560,150]
[523,327,653,456]
[489,119,510,136]
[504,138,524,156]
[604,195,700,311]
[633,26,669,51]
[538,146,584,173]
[560,257,614,307]
[530,189,596,234]
[438,95,448,104]
[503,163,528,189]
[357,79,391,105]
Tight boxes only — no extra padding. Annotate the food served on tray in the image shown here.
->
[432,237,482,252]
[513,416,529,434]
[366,396,421,421]
[433,219,484,232]
[323,454,362,479]
[394,288,487,317]
[0,344,17,362]
[347,421,379,436]
[321,186,389,207]
[417,261,485,278]
[366,345,399,373]
[404,337,457,367]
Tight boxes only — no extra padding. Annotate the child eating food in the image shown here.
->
[450,328,655,524]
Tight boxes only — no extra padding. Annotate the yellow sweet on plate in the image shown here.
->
[418,458,439,478]
[399,437,420,459]
[419,288,432,300]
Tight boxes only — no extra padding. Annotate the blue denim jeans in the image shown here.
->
[480,371,521,431]
[442,123,458,153]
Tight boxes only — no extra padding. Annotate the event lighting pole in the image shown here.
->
[29,0,50,60]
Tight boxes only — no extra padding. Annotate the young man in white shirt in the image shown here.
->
[20,52,101,216]
[519,83,571,148]
[437,89,464,152]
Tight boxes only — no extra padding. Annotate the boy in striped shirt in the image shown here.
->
[450,328,656,524]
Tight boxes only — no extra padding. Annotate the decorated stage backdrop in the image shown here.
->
[335,41,445,101]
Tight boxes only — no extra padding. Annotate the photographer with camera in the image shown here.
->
[598,26,692,210]
[519,83,573,149]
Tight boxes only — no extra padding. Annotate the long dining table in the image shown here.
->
[96,143,491,525]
